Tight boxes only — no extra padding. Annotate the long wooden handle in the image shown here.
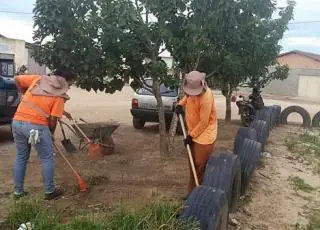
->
[59,121,67,139]
[59,120,78,137]
[71,120,92,143]
[179,114,199,186]
[53,142,81,179]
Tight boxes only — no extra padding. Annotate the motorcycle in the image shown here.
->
[233,90,265,127]
[233,95,255,127]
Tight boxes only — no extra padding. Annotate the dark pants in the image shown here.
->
[188,142,215,193]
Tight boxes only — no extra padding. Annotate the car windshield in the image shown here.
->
[137,79,178,97]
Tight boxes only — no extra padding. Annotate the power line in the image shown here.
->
[289,20,320,25]
[0,10,32,15]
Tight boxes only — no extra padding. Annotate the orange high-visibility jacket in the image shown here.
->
[179,89,218,145]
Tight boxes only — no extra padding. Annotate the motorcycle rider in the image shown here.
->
[249,87,264,111]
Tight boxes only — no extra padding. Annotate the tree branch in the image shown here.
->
[206,70,218,79]
[134,0,143,22]
[194,52,201,70]
[158,47,166,56]
[133,76,154,94]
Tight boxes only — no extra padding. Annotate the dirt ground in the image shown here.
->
[0,86,319,229]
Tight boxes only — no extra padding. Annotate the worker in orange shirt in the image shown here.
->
[12,70,76,200]
[175,71,218,195]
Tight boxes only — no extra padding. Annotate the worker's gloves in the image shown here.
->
[184,135,193,147]
[175,105,183,115]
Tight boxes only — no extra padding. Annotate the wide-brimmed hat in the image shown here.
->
[183,71,207,96]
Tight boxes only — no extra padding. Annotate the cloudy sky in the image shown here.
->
[0,0,320,54]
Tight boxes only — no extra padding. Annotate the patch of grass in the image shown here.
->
[294,209,320,230]
[285,132,320,173]
[289,176,315,193]
[105,202,199,230]
[4,199,61,230]
[285,137,298,152]
[3,200,199,230]
[306,209,320,230]
[300,133,320,159]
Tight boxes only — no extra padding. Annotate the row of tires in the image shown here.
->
[178,105,278,230]
[279,105,320,128]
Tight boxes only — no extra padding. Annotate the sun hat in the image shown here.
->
[183,71,207,96]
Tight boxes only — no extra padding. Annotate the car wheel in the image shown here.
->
[133,117,145,129]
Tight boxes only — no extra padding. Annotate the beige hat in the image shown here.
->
[183,71,207,96]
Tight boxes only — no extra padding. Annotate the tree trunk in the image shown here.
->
[222,84,233,122]
[153,78,168,155]
[168,75,184,154]
[225,95,232,122]
[168,113,179,154]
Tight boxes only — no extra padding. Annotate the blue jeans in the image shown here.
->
[12,120,55,194]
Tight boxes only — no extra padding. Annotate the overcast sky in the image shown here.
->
[0,0,319,54]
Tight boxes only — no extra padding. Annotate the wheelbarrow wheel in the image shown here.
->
[133,117,145,130]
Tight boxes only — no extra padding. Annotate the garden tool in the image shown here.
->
[53,142,88,192]
[79,118,88,123]
[179,114,199,186]
[71,119,105,159]
[59,120,78,136]
[59,121,77,153]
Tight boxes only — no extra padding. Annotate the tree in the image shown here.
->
[242,64,290,89]
[196,0,295,121]
[32,0,188,155]
[164,0,294,154]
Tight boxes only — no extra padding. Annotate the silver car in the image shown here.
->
[130,79,182,132]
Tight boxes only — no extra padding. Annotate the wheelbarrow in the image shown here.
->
[71,121,119,156]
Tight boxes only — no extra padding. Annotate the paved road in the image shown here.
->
[65,86,319,126]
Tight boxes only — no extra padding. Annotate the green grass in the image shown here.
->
[294,209,320,230]
[306,209,320,230]
[1,200,199,230]
[285,132,320,173]
[289,176,315,193]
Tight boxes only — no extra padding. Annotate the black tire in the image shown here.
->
[280,106,311,128]
[233,127,257,155]
[255,107,272,132]
[237,138,261,195]
[265,106,277,128]
[273,105,282,125]
[180,186,229,230]
[203,153,242,213]
[312,111,320,127]
[132,117,145,129]
[249,120,268,151]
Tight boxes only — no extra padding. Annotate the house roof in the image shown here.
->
[278,50,320,62]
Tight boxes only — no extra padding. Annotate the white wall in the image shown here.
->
[161,56,173,69]
[0,37,28,72]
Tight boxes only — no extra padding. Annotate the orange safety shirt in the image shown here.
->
[13,75,65,126]
[178,89,218,145]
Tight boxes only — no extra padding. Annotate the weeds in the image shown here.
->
[306,209,320,230]
[2,200,199,230]
[285,132,320,173]
[294,209,320,230]
[289,176,315,193]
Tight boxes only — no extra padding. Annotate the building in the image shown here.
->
[0,35,46,75]
[264,50,320,99]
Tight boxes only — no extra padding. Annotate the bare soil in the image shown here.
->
[0,87,319,229]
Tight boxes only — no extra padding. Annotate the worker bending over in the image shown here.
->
[12,70,76,200]
[175,71,218,194]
